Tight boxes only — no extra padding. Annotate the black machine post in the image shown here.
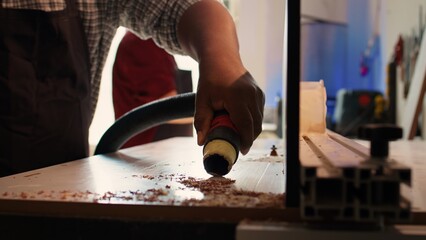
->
[285,0,301,208]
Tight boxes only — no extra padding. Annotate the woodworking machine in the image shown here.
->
[286,0,413,225]
[237,1,424,238]
[295,81,411,223]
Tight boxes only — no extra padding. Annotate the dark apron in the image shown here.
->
[0,0,91,176]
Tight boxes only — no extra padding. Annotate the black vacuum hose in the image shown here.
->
[94,92,195,155]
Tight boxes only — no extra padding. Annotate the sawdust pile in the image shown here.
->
[177,177,284,208]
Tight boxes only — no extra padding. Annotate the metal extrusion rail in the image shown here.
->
[299,130,411,223]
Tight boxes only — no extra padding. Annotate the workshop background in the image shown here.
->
[89,0,426,151]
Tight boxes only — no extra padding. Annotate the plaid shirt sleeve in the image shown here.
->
[1,0,66,11]
[1,0,203,54]
[115,0,202,55]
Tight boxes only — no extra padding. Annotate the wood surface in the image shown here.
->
[0,137,425,223]
[0,137,292,222]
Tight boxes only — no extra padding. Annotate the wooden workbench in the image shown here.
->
[0,137,425,239]
[0,137,294,223]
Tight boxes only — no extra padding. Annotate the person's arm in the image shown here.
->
[177,0,265,155]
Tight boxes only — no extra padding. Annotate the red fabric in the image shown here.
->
[113,31,177,148]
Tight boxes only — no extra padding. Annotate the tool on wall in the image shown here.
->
[359,0,381,79]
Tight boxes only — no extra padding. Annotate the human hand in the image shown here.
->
[195,71,265,155]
